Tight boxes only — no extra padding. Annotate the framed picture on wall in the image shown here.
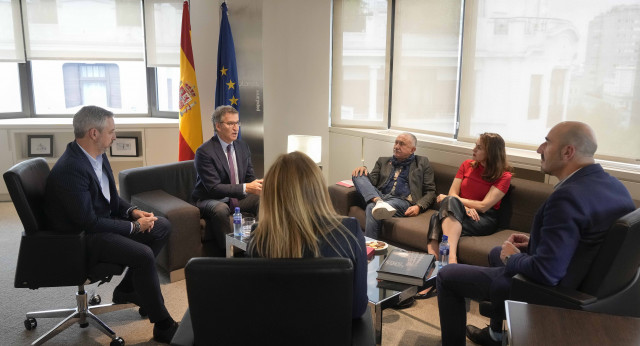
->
[27,135,54,157]
[110,137,139,157]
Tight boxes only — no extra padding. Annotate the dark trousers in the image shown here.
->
[436,246,511,345]
[86,216,171,323]
[198,194,260,255]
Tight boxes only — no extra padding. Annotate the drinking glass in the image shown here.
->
[242,217,255,239]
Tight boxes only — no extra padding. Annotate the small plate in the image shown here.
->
[366,240,388,253]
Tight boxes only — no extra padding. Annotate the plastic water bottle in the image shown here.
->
[233,207,242,237]
[439,235,450,267]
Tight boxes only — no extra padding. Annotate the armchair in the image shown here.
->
[171,257,375,346]
[119,160,203,282]
[4,158,133,346]
[510,207,640,317]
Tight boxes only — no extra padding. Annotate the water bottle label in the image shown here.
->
[440,248,449,255]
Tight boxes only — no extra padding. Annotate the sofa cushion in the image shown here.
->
[457,229,526,266]
[506,177,554,233]
[380,210,437,252]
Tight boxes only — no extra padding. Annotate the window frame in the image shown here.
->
[0,0,179,120]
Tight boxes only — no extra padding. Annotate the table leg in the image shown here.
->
[226,243,234,258]
[372,302,383,345]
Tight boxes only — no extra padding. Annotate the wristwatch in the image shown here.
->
[132,220,141,234]
[503,255,511,265]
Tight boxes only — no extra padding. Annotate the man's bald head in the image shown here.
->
[554,121,597,158]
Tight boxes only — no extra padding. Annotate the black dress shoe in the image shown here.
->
[153,321,179,344]
[466,325,501,346]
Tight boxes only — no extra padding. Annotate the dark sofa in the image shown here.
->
[328,162,556,266]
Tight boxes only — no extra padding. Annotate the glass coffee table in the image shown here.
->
[366,238,439,345]
[224,233,438,345]
[226,233,249,258]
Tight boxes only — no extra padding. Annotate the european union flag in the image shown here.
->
[215,2,239,111]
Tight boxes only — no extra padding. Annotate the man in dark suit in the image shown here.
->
[436,121,636,346]
[351,132,436,238]
[44,106,178,343]
[192,105,262,255]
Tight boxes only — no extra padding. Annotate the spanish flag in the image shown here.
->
[178,0,203,161]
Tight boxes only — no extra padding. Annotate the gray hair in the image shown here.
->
[401,132,418,148]
[73,106,113,139]
[211,105,239,132]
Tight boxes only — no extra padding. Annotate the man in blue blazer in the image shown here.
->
[436,121,636,346]
[44,106,178,343]
[192,105,262,255]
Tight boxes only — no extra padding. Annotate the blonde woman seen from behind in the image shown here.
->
[247,151,368,318]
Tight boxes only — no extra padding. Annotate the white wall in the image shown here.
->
[190,0,219,142]
[263,0,332,176]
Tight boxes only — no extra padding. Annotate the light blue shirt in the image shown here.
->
[77,143,110,203]
[77,142,134,234]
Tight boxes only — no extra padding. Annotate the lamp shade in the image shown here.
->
[287,135,322,164]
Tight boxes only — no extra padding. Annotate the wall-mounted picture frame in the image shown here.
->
[110,137,139,157]
[27,135,54,157]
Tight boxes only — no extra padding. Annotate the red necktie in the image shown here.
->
[226,144,239,210]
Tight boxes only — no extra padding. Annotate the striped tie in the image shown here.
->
[226,144,239,210]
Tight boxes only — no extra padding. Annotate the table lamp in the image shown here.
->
[287,135,322,164]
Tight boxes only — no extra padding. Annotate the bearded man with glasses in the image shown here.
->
[192,105,262,256]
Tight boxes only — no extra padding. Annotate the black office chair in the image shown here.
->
[171,257,375,346]
[4,157,134,346]
[510,207,640,317]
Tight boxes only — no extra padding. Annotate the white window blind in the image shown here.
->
[390,0,461,136]
[22,0,144,61]
[0,0,25,62]
[459,0,640,162]
[144,0,183,67]
[332,0,389,128]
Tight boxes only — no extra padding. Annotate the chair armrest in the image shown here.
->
[171,309,194,346]
[132,190,202,272]
[119,161,195,202]
[328,185,365,216]
[510,274,597,309]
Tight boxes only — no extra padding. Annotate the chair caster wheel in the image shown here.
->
[89,294,101,305]
[110,337,125,346]
[24,318,37,330]
[139,307,148,317]
[80,322,89,328]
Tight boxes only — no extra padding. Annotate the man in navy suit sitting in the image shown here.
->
[192,105,262,256]
[45,106,178,343]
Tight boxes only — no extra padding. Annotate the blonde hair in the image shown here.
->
[249,151,355,258]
